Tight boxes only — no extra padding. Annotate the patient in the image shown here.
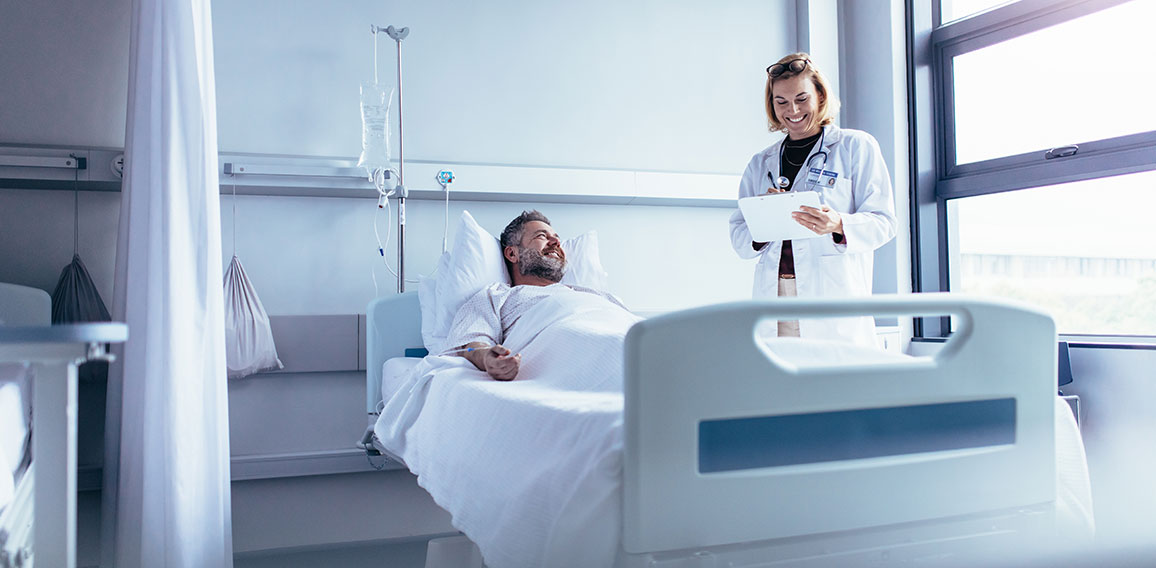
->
[445,210,630,380]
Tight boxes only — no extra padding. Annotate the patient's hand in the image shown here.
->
[482,345,521,381]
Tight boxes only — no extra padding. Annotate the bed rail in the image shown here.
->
[365,292,422,421]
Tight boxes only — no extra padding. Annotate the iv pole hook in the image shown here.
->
[384,25,409,41]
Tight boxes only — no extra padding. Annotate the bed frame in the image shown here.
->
[366,291,1063,566]
[0,283,127,568]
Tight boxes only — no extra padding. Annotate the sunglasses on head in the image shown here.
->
[767,58,810,78]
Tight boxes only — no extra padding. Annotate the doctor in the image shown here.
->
[729,53,896,347]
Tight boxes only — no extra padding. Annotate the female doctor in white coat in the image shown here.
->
[729,53,896,347]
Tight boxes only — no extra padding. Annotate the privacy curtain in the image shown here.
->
[102,0,232,565]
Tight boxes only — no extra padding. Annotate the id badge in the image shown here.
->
[806,167,823,186]
[820,170,839,186]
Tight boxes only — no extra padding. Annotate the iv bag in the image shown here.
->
[224,255,283,379]
[357,81,394,178]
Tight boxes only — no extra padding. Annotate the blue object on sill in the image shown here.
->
[405,347,429,358]
[1058,341,1073,387]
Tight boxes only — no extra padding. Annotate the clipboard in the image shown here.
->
[737,191,823,242]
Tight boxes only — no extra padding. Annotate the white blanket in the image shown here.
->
[375,315,1094,568]
[375,289,638,568]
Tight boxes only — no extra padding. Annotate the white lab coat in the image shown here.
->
[729,125,897,347]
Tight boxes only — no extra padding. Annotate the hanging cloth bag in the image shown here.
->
[52,254,111,325]
[224,255,283,379]
[51,169,112,382]
[52,263,112,381]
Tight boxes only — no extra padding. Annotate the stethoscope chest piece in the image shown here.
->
[776,175,791,189]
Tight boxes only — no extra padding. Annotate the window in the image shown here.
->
[950,1,1156,166]
[949,170,1156,336]
[940,0,1012,23]
[909,0,1156,339]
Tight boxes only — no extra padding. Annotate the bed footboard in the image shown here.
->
[622,293,1057,554]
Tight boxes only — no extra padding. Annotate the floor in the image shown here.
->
[233,538,430,568]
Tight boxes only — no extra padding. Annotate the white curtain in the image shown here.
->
[102,0,232,566]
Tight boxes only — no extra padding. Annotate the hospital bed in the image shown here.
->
[365,290,1093,567]
[0,282,127,568]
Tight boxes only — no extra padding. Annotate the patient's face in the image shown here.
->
[516,221,565,282]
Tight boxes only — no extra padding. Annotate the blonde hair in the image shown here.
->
[763,52,840,133]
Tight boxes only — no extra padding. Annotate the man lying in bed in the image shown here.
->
[446,210,634,381]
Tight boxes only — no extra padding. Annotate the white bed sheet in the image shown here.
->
[381,357,422,404]
[375,336,1094,568]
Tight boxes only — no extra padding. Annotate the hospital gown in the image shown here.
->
[444,282,629,353]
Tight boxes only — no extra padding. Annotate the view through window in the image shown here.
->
[951,1,1156,165]
[940,0,1011,24]
[950,171,1156,336]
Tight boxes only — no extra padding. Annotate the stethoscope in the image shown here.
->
[772,126,829,195]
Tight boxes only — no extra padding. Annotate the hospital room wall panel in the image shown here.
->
[75,472,457,564]
[266,314,360,374]
[0,188,120,302]
[228,371,367,458]
[229,471,455,555]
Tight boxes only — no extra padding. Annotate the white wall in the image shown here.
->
[0,0,130,148]
[212,0,786,173]
[208,0,788,314]
[218,195,752,314]
[837,0,911,298]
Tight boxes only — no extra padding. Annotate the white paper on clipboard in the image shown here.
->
[737,191,823,242]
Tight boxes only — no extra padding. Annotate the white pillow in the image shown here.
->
[559,231,610,292]
[418,251,450,353]
[418,211,610,353]
[423,212,510,353]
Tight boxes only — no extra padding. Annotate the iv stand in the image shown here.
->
[373,24,409,293]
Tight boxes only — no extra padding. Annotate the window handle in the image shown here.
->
[1045,145,1079,159]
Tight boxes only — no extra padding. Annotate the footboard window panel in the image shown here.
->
[698,398,1016,473]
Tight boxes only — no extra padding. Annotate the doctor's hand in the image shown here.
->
[793,205,843,236]
[481,344,521,381]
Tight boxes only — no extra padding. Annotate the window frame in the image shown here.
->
[907,0,1156,340]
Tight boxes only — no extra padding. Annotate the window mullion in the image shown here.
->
[939,138,1156,200]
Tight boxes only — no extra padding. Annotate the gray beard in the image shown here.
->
[517,246,565,283]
